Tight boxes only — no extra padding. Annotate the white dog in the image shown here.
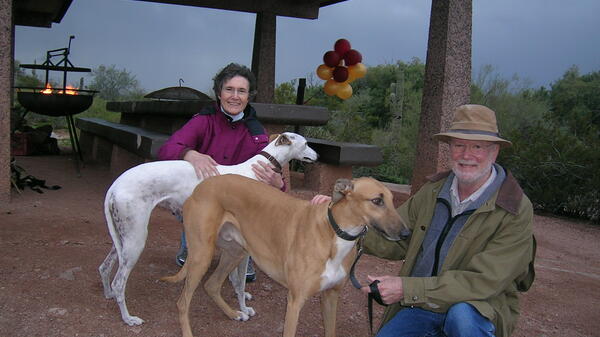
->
[98,132,318,326]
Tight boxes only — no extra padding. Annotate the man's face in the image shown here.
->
[218,75,250,115]
[449,138,499,187]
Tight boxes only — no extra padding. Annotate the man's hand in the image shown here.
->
[310,194,332,205]
[183,150,219,179]
[252,161,284,189]
[360,275,404,305]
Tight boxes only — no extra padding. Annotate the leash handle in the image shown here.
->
[367,280,388,336]
[369,280,387,306]
[348,237,389,336]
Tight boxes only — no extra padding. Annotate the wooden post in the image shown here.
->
[251,11,276,104]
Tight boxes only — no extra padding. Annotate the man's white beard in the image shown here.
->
[452,160,493,185]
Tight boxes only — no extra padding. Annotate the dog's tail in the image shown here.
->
[160,263,188,283]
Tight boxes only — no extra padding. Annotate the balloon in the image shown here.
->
[323,79,342,96]
[336,82,353,100]
[334,38,352,57]
[323,51,341,67]
[343,49,362,66]
[332,66,349,82]
[348,63,367,80]
[316,64,334,80]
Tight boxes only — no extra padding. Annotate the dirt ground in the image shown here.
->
[1,153,599,337]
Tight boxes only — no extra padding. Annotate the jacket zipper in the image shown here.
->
[432,199,474,276]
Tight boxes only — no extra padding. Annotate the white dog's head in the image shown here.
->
[269,132,318,163]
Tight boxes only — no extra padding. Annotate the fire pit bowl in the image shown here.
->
[16,89,97,117]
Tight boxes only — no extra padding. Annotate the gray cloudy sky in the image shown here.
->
[15,0,600,95]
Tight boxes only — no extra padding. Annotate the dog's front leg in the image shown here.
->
[283,291,308,337]
[321,287,342,337]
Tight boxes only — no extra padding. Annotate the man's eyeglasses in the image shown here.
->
[449,142,495,156]
[222,87,249,97]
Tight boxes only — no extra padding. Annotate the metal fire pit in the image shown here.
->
[15,36,97,168]
[16,89,96,117]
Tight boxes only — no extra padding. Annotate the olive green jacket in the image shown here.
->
[363,169,535,337]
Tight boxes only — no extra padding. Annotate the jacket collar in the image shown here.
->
[426,164,523,215]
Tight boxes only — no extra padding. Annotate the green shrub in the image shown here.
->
[500,123,600,222]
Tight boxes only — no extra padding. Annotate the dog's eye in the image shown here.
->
[371,197,384,206]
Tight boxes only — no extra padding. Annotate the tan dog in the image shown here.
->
[162,174,408,337]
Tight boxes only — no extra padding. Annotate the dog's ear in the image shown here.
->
[332,178,353,203]
[269,133,280,142]
[275,133,292,146]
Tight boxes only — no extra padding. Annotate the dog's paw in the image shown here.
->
[123,315,145,326]
[242,306,256,317]
[244,291,252,301]
[234,311,250,321]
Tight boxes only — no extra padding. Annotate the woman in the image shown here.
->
[157,63,284,281]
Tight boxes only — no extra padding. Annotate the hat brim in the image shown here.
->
[433,132,512,148]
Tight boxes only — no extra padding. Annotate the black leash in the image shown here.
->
[327,205,385,335]
[348,235,387,336]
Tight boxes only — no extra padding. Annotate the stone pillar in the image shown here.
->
[251,11,276,104]
[410,0,472,193]
[0,0,13,205]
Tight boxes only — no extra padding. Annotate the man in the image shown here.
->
[311,104,536,337]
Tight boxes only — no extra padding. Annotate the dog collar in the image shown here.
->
[327,207,368,241]
[259,151,282,174]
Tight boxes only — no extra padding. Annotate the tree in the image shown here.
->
[274,79,297,104]
[549,66,600,134]
[14,60,44,88]
[88,65,145,101]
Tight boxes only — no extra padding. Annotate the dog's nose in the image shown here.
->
[399,228,412,240]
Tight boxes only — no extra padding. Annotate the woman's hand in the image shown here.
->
[360,275,404,305]
[252,161,284,189]
[310,194,332,205]
[183,150,219,179]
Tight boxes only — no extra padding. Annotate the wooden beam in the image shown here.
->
[135,0,324,19]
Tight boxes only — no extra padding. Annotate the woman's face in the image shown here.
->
[218,75,250,116]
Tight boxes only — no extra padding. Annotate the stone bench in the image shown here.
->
[76,117,168,175]
[76,100,390,196]
[298,138,383,195]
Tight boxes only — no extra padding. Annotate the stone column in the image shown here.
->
[251,11,276,105]
[0,0,13,205]
[410,0,472,193]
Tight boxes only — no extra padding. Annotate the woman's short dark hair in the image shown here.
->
[212,63,257,99]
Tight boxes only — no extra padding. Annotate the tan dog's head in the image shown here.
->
[332,177,410,241]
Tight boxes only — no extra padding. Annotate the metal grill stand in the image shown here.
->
[14,36,97,169]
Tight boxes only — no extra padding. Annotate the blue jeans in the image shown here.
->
[179,231,187,251]
[376,303,495,337]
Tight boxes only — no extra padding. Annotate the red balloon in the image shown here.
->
[343,49,363,66]
[334,39,352,57]
[332,66,349,82]
[323,51,341,67]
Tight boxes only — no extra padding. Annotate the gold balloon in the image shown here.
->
[323,79,342,96]
[316,64,334,81]
[347,63,367,80]
[346,71,357,83]
[336,82,353,100]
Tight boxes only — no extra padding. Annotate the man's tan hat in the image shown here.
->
[432,104,512,147]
